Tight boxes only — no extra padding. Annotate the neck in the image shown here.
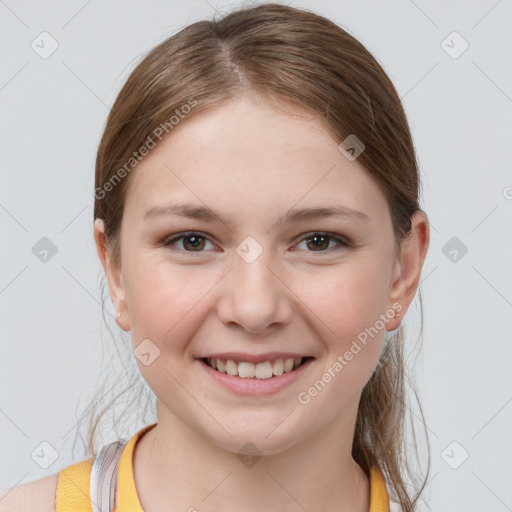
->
[133,407,370,512]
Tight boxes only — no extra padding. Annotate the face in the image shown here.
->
[96,94,422,456]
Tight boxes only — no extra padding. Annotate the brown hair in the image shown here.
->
[84,3,430,510]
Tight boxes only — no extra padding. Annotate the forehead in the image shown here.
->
[124,95,389,228]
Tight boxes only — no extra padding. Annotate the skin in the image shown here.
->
[94,93,430,512]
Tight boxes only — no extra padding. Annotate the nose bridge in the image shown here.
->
[236,249,278,292]
[218,239,291,331]
[234,239,282,299]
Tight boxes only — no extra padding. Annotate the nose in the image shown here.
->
[217,251,293,334]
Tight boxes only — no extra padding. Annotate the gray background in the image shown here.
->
[1,0,511,510]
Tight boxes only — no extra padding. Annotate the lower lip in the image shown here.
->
[197,358,314,396]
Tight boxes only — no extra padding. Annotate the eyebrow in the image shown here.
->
[143,202,371,225]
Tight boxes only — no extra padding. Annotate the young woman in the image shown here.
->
[1,3,430,511]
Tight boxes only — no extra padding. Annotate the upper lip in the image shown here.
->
[198,352,313,364]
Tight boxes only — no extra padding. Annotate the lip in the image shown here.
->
[197,356,315,396]
[197,352,311,364]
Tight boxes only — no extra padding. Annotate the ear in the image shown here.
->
[386,210,430,331]
[94,218,131,332]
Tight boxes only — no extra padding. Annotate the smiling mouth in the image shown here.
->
[201,356,313,380]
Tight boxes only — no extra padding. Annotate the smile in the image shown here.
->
[198,355,315,395]
[202,356,313,379]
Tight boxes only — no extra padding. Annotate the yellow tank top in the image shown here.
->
[55,423,390,511]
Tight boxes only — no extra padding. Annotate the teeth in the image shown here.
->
[206,357,305,379]
[273,358,284,376]
[225,359,238,376]
[238,362,255,378]
[255,361,273,379]
[283,358,294,372]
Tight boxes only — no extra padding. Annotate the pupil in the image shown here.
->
[309,235,327,251]
[186,235,203,250]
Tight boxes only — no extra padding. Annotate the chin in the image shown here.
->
[202,418,304,458]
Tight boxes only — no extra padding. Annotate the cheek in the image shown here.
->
[293,260,389,359]
[124,255,205,349]
[125,265,208,395]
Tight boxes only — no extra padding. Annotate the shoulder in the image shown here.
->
[0,474,58,512]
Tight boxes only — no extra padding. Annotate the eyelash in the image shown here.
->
[161,231,350,255]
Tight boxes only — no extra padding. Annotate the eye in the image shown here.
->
[294,232,349,253]
[162,231,349,254]
[162,231,216,253]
